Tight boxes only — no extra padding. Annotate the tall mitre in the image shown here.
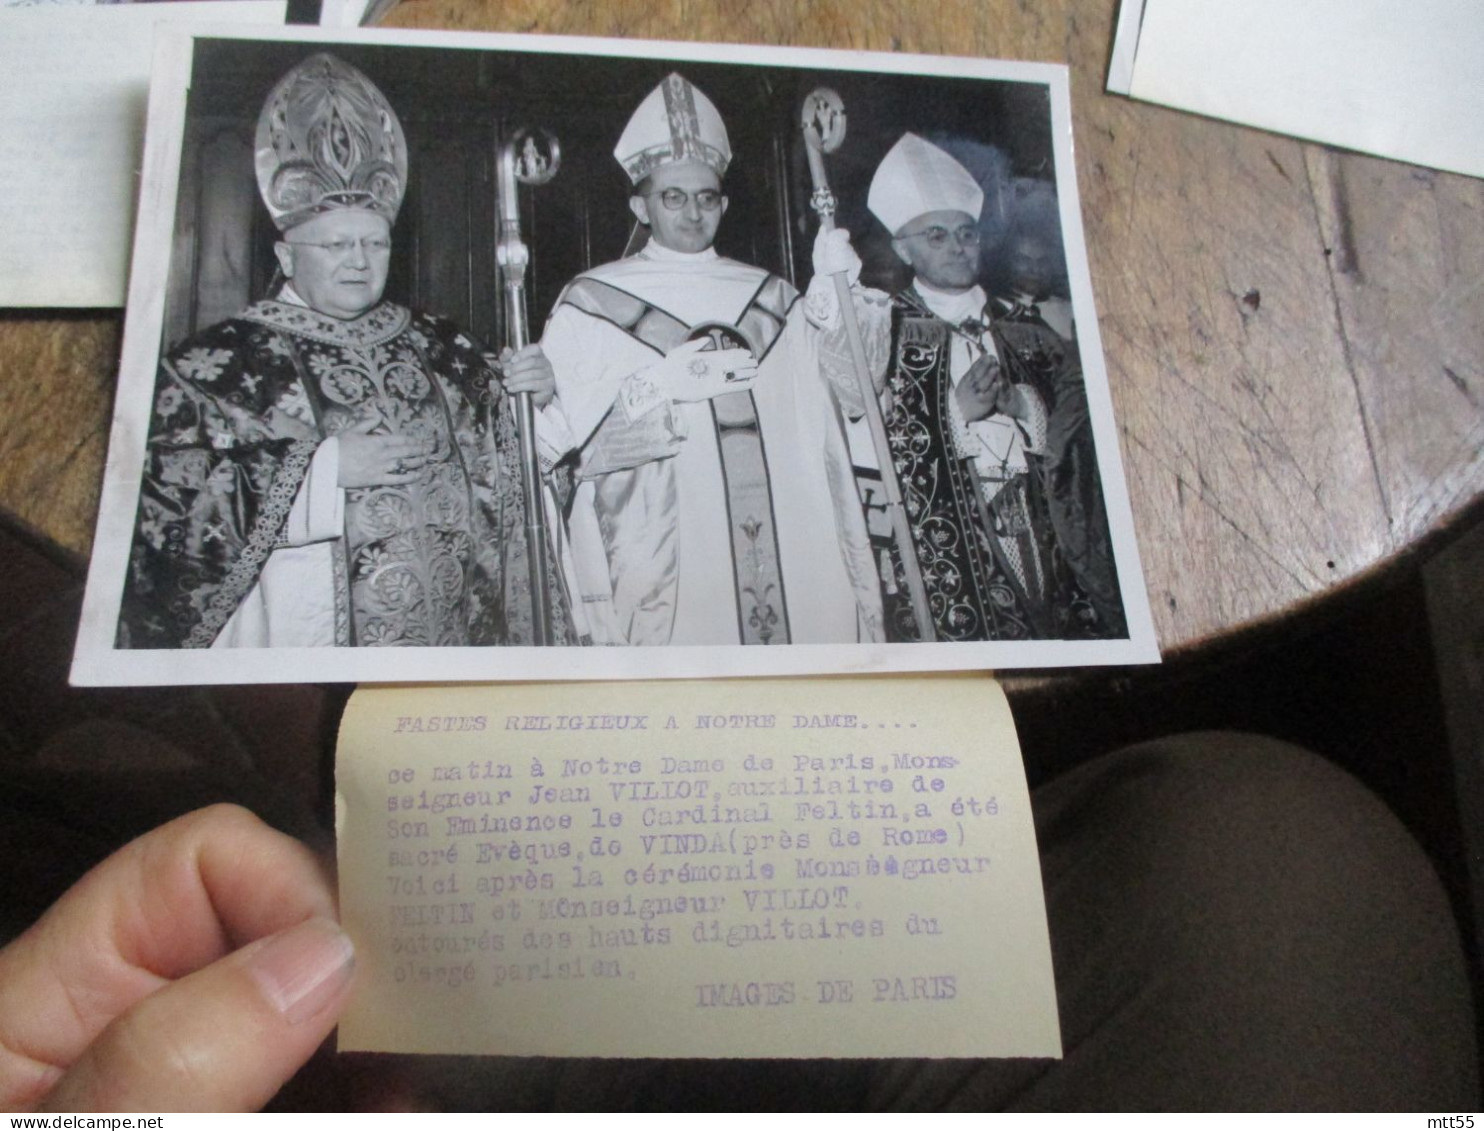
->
[614,72,731,183]
[254,52,407,232]
[867,132,984,236]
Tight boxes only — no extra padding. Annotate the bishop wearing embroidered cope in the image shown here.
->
[119,54,571,649]
[539,74,882,647]
[837,134,1124,642]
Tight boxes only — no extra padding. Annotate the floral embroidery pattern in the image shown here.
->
[175,347,233,384]
[241,300,410,350]
[738,516,782,644]
[881,311,1033,643]
[184,439,316,647]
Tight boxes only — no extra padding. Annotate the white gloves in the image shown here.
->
[651,339,758,402]
[806,227,864,329]
[812,226,862,284]
[619,338,758,421]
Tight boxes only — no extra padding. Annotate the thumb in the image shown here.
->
[41,917,354,1112]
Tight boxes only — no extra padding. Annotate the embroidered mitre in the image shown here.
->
[614,72,731,184]
[254,52,407,232]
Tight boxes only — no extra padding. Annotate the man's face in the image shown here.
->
[1007,234,1059,300]
[892,209,981,293]
[629,162,727,254]
[274,209,392,320]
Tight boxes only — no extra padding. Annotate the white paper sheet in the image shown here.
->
[336,676,1061,1057]
[1108,0,1484,179]
[1105,0,1144,96]
[0,1,286,308]
[316,0,374,27]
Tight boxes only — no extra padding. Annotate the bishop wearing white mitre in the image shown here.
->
[539,73,883,648]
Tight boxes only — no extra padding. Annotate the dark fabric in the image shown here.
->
[991,302,1124,636]
[0,718,332,948]
[866,732,1479,1110]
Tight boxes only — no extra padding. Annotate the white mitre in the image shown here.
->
[867,133,984,235]
[614,72,731,184]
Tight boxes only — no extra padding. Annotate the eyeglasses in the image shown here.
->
[648,188,725,212]
[897,225,982,250]
[285,237,392,257]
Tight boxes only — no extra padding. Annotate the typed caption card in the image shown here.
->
[336,676,1060,1058]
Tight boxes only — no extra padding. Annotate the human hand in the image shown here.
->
[650,339,757,403]
[336,420,431,488]
[955,353,1009,422]
[499,344,556,409]
[811,226,862,285]
[0,805,354,1112]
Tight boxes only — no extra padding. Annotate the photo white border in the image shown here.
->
[71,23,1159,686]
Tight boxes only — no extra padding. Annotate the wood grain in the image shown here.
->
[2,0,1480,655]
[0,313,120,557]
[1306,148,1484,545]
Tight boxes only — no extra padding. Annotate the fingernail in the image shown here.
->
[247,917,355,1025]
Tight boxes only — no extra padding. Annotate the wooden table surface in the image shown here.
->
[2,0,1480,658]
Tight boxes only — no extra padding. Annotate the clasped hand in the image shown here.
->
[955,353,1010,422]
[336,421,431,489]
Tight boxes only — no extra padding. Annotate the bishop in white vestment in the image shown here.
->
[539,73,882,647]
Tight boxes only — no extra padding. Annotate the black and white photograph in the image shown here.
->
[71,26,1157,684]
